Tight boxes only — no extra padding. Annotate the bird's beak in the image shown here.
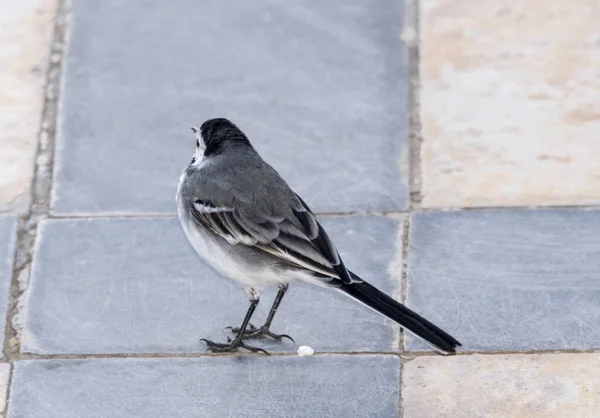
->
[190,126,199,134]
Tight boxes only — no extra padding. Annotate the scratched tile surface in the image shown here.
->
[9,356,400,418]
[52,0,410,214]
[0,216,17,359]
[405,209,600,352]
[0,362,9,413]
[22,216,403,354]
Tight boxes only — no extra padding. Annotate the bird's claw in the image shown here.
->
[227,325,295,343]
[226,323,257,333]
[200,338,270,355]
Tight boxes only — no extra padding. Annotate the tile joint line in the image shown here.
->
[399,0,421,415]
[41,203,600,222]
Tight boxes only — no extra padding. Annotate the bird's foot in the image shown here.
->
[200,336,270,355]
[225,323,295,343]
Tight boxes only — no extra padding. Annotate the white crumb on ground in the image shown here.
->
[297,346,314,356]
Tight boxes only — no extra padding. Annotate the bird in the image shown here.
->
[176,118,461,355]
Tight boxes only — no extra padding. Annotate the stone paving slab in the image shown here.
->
[22,215,403,354]
[403,353,600,418]
[0,363,9,415]
[0,0,57,213]
[420,0,600,208]
[52,0,409,215]
[0,216,18,359]
[406,209,600,352]
[9,355,399,418]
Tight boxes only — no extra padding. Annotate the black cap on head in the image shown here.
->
[198,118,251,156]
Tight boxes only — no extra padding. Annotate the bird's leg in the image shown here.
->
[201,291,269,354]
[229,284,294,342]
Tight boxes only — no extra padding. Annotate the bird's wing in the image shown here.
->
[183,163,357,284]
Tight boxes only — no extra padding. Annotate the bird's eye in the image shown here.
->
[196,140,200,148]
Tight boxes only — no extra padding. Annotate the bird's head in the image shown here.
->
[189,118,251,164]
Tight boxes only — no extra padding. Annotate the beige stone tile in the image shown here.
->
[403,353,600,418]
[0,0,58,213]
[0,363,9,414]
[420,0,600,208]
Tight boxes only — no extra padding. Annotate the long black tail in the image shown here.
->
[338,275,461,353]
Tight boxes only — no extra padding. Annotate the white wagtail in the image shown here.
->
[177,118,461,354]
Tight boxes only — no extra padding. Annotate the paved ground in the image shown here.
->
[1,0,600,417]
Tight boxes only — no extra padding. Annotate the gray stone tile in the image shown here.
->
[0,216,17,358]
[22,216,403,354]
[406,209,600,352]
[52,0,409,215]
[9,355,400,418]
[0,362,10,413]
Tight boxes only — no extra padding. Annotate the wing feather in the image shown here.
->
[181,156,358,284]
